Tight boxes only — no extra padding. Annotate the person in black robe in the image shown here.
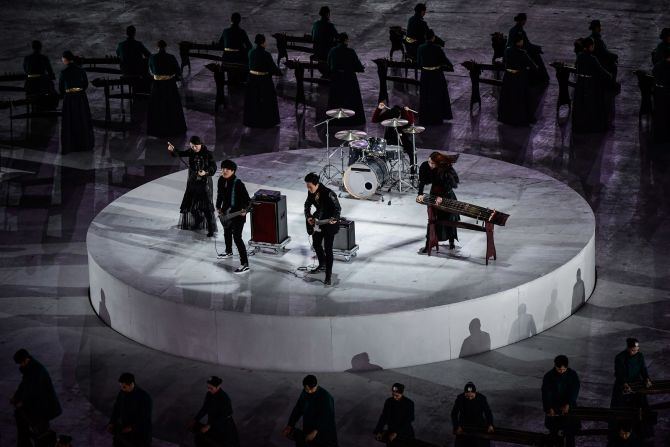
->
[116,25,151,93]
[589,20,618,79]
[572,37,613,133]
[304,173,341,287]
[11,349,62,447]
[189,376,240,447]
[59,50,94,153]
[652,28,670,65]
[417,151,459,251]
[312,6,338,62]
[147,40,187,137]
[506,13,549,84]
[219,12,252,83]
[405,3,429,61]
[23,40,58,110]
[371,101,417,168]
[243,34,282,128]
[216,159,251,274]
[417,29,453,124]
[169,136,217,237]
[652,47,670,143]
[498,33,537,126]
[451,382,494,447]
[283,375,338,447]
[107,373,152,447]
[373,383,415,445]
[327,33,366,126]
[541,355,580,447]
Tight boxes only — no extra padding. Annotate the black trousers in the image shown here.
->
[312,230,335,280]
[15,409,54,447]
[545,415,578,447]
[224,219,248,265]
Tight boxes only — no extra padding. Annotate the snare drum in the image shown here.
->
[343,156,390,199]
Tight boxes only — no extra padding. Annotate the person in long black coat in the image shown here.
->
[107,373,152,447]
[506,13,549,84]
[243,34,282,128]
[220,12,252,84]
[406,3,429,61]
[417,29,453,124]
[589,20,618,79]
[652,47,670,143]
[11,349,62,446]
[451,382,494,447]
[190,376,240,447]
[541,355,580,447]
[283,375,338,447]
[373,383,415,445]
[168,136,217,237]
[116,25,151,92]
[312,6,338,62]
[572,37,613,133]
[417,151,459,251]
[59,50,94,152]
[652,28,670,65]
[147,40,187,137]
[498,33,537,126]
[327,33,366,126]
[23,40,58,109]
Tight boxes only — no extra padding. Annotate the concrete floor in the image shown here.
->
[0,0,669,446]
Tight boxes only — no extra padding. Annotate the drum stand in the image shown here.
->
[314,116,340,181]
[388,128,416,193]
[408,132,419,188]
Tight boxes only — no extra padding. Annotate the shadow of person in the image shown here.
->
[508,303,537,343]
[544,289,560,328]
[571,268,586,312]
[459,318,491,358]
[346,352,383,372]
[97,289,111,326]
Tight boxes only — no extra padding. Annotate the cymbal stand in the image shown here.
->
[314,116,340,181]
[408,132,419,187]
[390,127,415,193]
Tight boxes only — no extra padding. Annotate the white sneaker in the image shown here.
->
[234,265,250,274]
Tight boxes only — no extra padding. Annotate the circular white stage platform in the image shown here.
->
[87,149,595,372]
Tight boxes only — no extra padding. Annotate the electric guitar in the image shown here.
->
[218,204,253,229]
[306,217,339,236]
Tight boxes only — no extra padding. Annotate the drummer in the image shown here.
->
[371,101,416,172]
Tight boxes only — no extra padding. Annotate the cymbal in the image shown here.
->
[402,125,426,134]
[334,130,367,141]
[326,108,355,119]
[381,118,409,127]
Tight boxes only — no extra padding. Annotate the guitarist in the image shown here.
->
[304,172,341,286]
[216,160,251,274]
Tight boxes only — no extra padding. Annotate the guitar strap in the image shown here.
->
[229,178,239,210]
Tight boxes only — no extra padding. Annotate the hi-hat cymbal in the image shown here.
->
[326,108,355,119]
[381,118,409,127]
[402,125,426,134]
[334,130,367,141]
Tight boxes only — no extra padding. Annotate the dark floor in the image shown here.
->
[0,1,669,446]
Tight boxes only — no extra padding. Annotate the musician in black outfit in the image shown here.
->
[220,12,252,84]
[371,101,416,169]
[652,28,670,65]
[498,33,537,126]
[23,40,57,109]
[304,172,341,287]
[282,375,338,447]
[541,355,581,447]
[189,376,240,447]
[327,33,366,126]
[417,152,459,252]
[244,34,282,128]
[312,6,339,62]
[417,29,453,124]
[116,25,151,93]
[168,136,217,237]
[59,51,94,152]
[107,373,152,447]
[572,37,613,133]
[406,3,429,61]
[652,47,670,143]
[373,383,415,445]
[589,20,618,79]
[451,382,494,447]
[216,159,250,274]
[147,40,187,137]
[11,349,62,447]
[505,13,549,84]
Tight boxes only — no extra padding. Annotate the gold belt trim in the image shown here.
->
[153,74,175,81]
[505,69,520,74]
[422,66,440,71]
[249,70,269,76]
[404,37,417,43]
[656,84,667,88]
[576,73,592,78]
[65,87,83,93]
[27,74,44,78]
[224,48,240,52]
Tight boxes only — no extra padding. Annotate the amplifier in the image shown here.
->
[250,192,288,244]
[333,219,356,250]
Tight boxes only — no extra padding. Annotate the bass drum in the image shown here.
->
[343,156,389,199]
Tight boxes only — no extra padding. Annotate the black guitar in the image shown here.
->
[306,217,339,236]
[218,204,253,229]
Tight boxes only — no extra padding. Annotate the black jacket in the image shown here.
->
[248,46,282,75]
[171,146,217,184]
[311,18,339,61]
[59,63,88,94]
[287,387,337,443]
[327,44,364,73]
[116,37,151,76]
[504,46,537,71]
[194,390,234,434]
[576,51,612,80]
[216,175,251,215]
[219,25,252,52]
[13,358,62,422]
[110,386,152,442]
[149,50,181,79]
[407,13,429,43]
[374,396,415,438]
[304,183,341,222]
[417,41,452,68]
[451,393,494,429]
[541,368,580,412]
[614,350,650,386]
[24,52,54,77]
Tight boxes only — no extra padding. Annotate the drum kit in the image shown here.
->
[315,108,425,200]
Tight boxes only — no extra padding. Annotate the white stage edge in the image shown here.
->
[87,150,596,372]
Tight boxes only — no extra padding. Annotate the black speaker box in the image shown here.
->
[333,219,356,250]
[251,192,288,244]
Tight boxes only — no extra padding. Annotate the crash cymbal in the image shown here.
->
[381,117,409,127]
[402,125,426,134]
[334,130,367,141]
[326,108,355,119]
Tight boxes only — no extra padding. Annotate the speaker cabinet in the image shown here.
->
[250,192,288,244]
[333,219,356,250]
